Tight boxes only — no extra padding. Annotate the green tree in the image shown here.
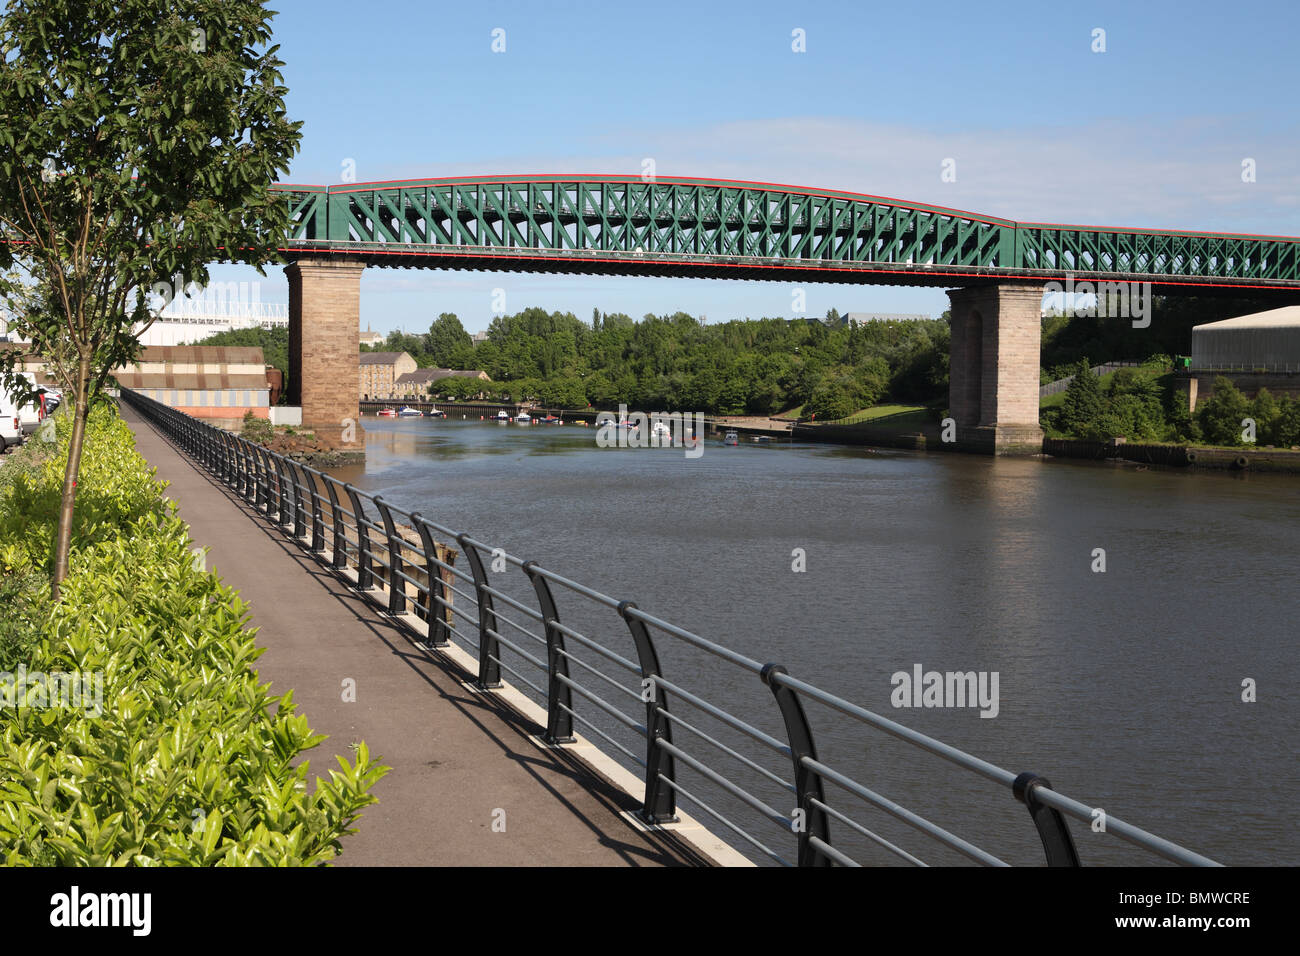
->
[0,0,300,596]
[1059,360,1104,436]
[1250,387,1282,444]
[427,312,472,368]
[1196,377,1251,446]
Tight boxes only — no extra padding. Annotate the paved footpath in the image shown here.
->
[122,404,705,866]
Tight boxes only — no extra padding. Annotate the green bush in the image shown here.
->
[240,410,274,445]
[1196,377,1251,446]
[0,404,386,865]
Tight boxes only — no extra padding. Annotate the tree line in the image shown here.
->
[363,308,950,416]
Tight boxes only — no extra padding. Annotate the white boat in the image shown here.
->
[651,421,672,440]
[397,406,423,417]
[515,412,532,424]
[495,410,511,421]
[724,430,739,446]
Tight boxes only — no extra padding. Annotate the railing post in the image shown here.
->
[373,495,406,616]
[409,514,450,646]
[457,535,501,688]
[306,468,326,552]
[254,447,270,512]
[323,478,347,569]
[1012,772,1081,867]
[523,562,575,744]
[287,461,308,540]
[617,601,677,824]
[760,663,831,867]
[344,484,374,590]
[273,455,292,527]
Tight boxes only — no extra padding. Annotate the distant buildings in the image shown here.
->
[360,351,491,399]
[133,298,289,347]
[359,326,385,347]
[392,368,491,399]
[360,351,417,398]
[112,346,274,427]
[843,312,934,326]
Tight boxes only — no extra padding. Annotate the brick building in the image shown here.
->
[360,351,417,399]
[392,368,492,399]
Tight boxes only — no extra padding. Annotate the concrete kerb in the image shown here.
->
[280,529,754,868]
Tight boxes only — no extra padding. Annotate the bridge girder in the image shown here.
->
[269,176,1300,291]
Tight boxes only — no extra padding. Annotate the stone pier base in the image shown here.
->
[947,282,1044,456]
[287,258,365,450]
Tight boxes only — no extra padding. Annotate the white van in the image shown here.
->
[12,372,45,436]
[0,388,22,449]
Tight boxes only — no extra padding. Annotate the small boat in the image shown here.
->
[541,415,561,424]
[495,410,511,421]
[427,407,447,418]
[750,435,774,443]
[651,421,672,440]
[376,407,397,418]
[515,412,532,424]
[397,406,424,417]
[724,430,739,446]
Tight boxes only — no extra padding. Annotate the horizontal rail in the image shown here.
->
[119,387,1223,869]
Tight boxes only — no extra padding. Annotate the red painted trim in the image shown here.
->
[271,244,1300,290]
[277,174,1015,226]
[273,174,1300,243]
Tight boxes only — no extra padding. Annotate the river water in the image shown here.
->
[328,416,1298,866]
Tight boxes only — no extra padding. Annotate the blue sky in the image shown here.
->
[208,0,1299,335]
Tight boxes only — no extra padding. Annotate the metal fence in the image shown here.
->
[120,388,1221,868]
[1039,362,1142,398]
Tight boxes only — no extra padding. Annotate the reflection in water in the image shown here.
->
[323,418,1299,866]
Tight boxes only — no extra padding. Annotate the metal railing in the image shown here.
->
[1039,362,1143,398]
[1188,363,1300,374]
[120,388,1222,868]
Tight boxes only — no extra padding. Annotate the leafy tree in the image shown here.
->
[1250,388,1282,444]
[805,375,859,421]
[0,0,301,595]
[1196,377,1251,446]
[427,312,472,368]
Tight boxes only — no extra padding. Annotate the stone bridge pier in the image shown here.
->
[946,282,1044,455]
[287,258,365,450]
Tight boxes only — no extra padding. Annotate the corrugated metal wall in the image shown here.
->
[1191,325,1300,369]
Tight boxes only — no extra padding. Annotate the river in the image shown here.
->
[327,415,1298,866]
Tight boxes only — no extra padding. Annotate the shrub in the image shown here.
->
[240,410,273,445]
[0,404,386,865]
[1197,377,1251,446]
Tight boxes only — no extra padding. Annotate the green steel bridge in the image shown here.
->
[273,174,1300,292]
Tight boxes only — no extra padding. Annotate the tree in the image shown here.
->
[426,312,472,368]
[1059,360,1104,436]
[1197,377,1251,446]
[0,0,301,596]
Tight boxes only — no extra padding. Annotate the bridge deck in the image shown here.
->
[121,402,706,867]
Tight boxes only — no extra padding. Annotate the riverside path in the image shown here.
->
[120,401,710,866]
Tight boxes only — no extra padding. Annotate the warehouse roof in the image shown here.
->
[396,368,492,384]
[1192,306,1300,331]
[360,351,412,365]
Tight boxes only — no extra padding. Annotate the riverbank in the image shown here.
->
[1043,437,1300,472]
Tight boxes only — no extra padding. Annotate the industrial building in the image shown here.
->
[1184,306,1300,409]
